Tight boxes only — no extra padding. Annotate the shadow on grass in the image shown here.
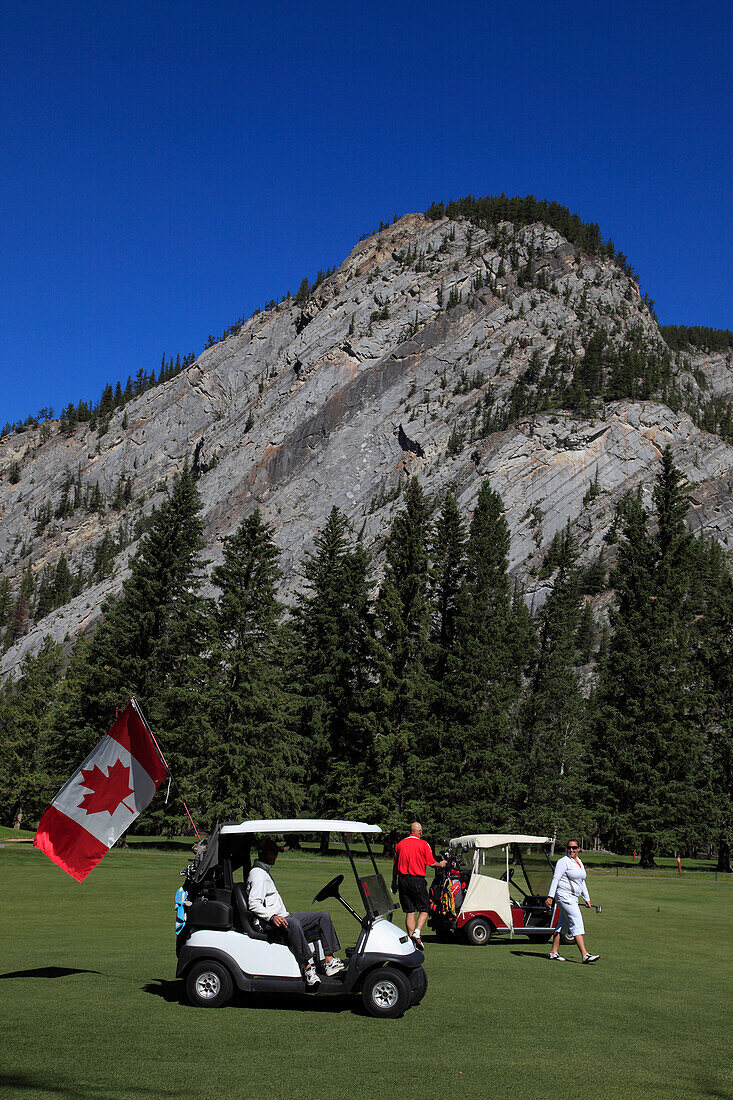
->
[510,950,557,961]
[511,950,588,965]
[143,977,181,1003]
[0,966,101,980]
[0,1071,176,1097]
[143,978,364,1015]
[422,933,504,948]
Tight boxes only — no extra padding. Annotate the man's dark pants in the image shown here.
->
[283,910,340,963]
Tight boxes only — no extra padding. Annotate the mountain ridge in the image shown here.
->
[2,207,731,680]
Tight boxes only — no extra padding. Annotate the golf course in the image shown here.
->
[1,840,731,1100]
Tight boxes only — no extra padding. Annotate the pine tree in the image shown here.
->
[514,523,588,838]
[426,491,467,685]
[0,577,11,632]
[371,479,432,827]
[694,536,733,870]
[434,481,518,835]
[593,450,708,865]
[0,638,65,828]
[53,554,73,605]
[204,511,302,827]
[292,508,375,829]
[57,462,211,832]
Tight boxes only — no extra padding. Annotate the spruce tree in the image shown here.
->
[695,536,733,870]
[426,490,467,685]
[292,507,375,828]
[593,450,708,865]
[371,479,432,827]
[435,481,518,836]
[204,510,302,826]
[0,638,65,828]
[514,523,588,838]
[56,462,211,832]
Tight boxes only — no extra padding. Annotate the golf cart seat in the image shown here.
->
[231,883,271,941]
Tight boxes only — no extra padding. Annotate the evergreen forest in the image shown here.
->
[1,449,730,872]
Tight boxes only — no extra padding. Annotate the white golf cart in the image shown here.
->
[428,833,561,945]
[175,818,427,1017]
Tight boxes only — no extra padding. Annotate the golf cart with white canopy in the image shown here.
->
[175,818,427,1017]
[428,833,561,945]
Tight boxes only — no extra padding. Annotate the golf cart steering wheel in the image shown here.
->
[313,874,344,903]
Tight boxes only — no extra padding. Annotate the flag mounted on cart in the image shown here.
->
[34,699,168,881]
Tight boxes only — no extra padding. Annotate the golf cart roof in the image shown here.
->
[188,819,382,884]
[450,833,553,850]
[219,818,382,836]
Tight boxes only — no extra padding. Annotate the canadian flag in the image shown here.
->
[34,700,168,881]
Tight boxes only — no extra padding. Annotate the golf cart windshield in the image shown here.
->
[187,818,396,922]
[514,847,554,898]
[450,834,554,901]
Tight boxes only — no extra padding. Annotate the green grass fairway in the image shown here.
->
[1,845,731,1100]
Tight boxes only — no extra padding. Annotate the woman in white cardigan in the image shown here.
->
[545,838,600,963]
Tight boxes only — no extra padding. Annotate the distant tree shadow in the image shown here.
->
[0,966,101,980]
[0,1071,175,1097]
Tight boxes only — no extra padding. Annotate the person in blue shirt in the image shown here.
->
[175,885,191,936]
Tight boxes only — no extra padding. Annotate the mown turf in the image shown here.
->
[1,845,731,1099]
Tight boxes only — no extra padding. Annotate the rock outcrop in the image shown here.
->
[1,212,731,678]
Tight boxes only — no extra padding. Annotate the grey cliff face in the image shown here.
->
[1,212,731,678]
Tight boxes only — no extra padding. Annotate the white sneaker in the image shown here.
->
[324,958,346,976]
[304,963,321,986]
[582,953,600,963]
[549,952,566,961]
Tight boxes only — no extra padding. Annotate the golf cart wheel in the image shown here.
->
[465,917,492,946]
[186,960,234,1008]
[362,967,412,1018]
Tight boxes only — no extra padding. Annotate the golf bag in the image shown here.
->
[428,853,468,925]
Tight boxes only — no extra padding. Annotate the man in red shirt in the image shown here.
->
[391,821,446,949]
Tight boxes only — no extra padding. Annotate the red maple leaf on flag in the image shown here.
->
[78,759,135,816]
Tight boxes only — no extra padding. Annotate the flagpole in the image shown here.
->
[130,697,201,840]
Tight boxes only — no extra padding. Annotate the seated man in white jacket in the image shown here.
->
[246,838,345,986]
[545,838,600,963]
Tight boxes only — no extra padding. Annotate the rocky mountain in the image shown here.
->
[2,207,732,680]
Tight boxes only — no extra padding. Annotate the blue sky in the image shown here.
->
[1,0,730,427]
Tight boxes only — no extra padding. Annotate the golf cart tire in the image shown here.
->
[465,917,493,946]
[186,959,234,1008]
[362,967,412,1018]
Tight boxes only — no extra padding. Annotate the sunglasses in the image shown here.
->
[567,845,579,850]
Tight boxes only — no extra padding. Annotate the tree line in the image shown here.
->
[0,452,730,871]
[1,353,193,441]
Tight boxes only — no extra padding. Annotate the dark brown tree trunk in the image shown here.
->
[716,838,732,873]
[639,837,656,868]
[319,834,330,856]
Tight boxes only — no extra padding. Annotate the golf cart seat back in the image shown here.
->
[231,883,271,941]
